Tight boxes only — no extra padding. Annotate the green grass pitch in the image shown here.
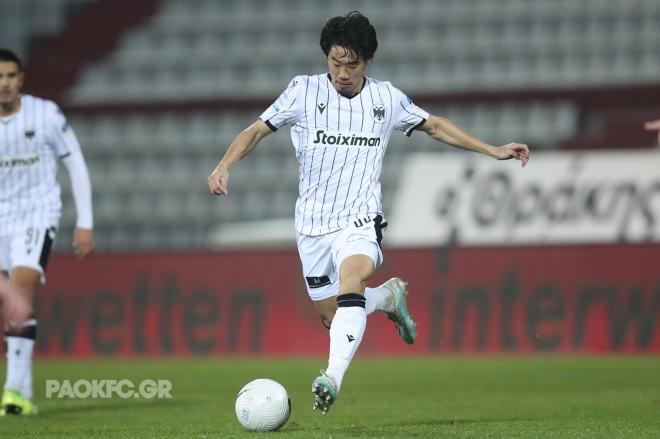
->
[1,356,659,437]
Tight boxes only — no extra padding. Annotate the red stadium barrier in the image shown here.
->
[36,246,660,357]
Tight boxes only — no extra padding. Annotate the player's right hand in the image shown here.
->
[208,167,229,196]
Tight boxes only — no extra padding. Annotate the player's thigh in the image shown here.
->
[8,226,57,288]
[337,254,375,295]
[332,214,384,293]
[296,232,339,302]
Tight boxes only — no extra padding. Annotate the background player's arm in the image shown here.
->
[50,103,95,258]
[419,114,530,167]
[208,119,273,196]
[62,150,95,258]
[644,118,660,146]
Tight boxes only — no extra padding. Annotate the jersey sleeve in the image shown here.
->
[45,102,94,229]
[259,76,306,131]
[46,102,83,158]
[388,84,429,137]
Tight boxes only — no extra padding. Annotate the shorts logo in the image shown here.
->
[371,104,386,123]
[306,276,331,289]
[25,130,36,139]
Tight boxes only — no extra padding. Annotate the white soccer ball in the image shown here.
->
[235,378,291,432]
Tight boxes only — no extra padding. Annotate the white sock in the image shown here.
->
[326,296,367,391]
[4,336,35,399]
[22,356,34,400]
[364,286,391,315]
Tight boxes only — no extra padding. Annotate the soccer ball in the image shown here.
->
[235,378,291,432]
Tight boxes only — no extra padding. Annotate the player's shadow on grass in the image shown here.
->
[39,397,182,416]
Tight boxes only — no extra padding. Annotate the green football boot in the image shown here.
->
[381,277,418,344]
[1,389,38,416]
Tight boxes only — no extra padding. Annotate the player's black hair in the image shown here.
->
[0,49,22,71]
[320,11,378,61]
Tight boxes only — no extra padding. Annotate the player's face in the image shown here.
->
[326,46,370,98]
[0,61,23,108]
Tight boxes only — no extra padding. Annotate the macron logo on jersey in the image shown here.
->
[312,130,381,147]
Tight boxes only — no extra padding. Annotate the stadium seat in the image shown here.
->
[48,0,658,250]
[66,0,660,103]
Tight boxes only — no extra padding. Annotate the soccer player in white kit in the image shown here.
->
[208,12,530,414]
[0,49,95,415]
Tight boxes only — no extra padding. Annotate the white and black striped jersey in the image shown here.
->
[260,74,428,236]
[0,94,88,234]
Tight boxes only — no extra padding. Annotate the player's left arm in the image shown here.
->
[50,105,95,257]
[63,153,95,258]
[419,114,530,167]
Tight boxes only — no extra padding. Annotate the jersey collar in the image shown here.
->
[326,73,367,99]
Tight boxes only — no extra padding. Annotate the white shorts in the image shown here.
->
[0,226,57,284]
[296,215,387,301]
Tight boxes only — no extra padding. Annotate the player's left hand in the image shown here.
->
[492,142,530,167]
[208,167,230,196]
[73,228,95,258]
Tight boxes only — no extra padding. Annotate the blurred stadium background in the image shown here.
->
[2,0,660,356]
[3,1,660,436]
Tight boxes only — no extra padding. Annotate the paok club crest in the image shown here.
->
[371,104,386,123]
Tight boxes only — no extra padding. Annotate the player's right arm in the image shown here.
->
[207,118,273,196]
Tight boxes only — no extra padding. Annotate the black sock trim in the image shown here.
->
[5,321,37,340]
[337,293,366,308]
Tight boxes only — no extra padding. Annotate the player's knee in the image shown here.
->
[339,272,368,294]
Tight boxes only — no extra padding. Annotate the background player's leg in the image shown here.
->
[4,267,38,402]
